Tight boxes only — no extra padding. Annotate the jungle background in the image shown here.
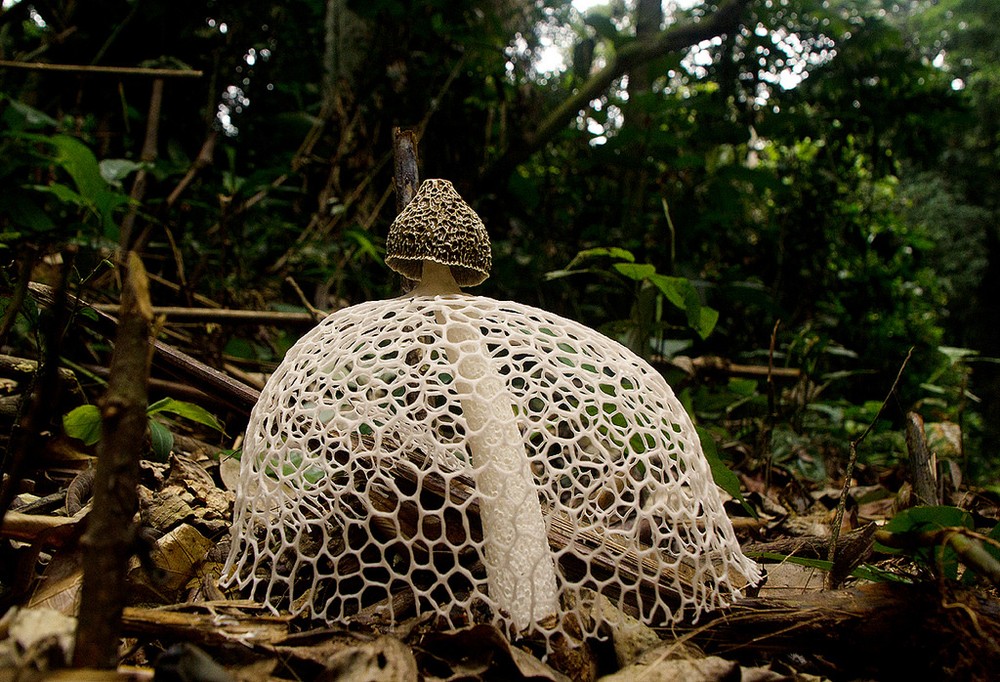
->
[1,0,999,680]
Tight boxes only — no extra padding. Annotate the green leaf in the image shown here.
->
[32,182,87,207]
[566,246,635,269]
[62,404,102,445]
[742,552,912,584]
[878,505,975,580]
[147,397,225,432]
[697,426,755,517]
[49,135,107,201]
[613,262,656,280]
[344,228,384,264]
[1,97,58,129]
[99,158,143,187]
[881,505,974,536]
[648,274,689,310]
[694,304,719,339]
[149,420,174,461]
[0,194,56,232]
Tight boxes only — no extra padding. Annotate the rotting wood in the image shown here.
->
[120,604,291,650]
[680,582,1000,680]
[73,253,154,669]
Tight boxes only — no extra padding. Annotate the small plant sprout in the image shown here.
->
[222,179,761,644]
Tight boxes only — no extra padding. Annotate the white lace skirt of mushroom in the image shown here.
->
[222,293,763,642]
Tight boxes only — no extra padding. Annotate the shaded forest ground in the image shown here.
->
[2,0,1000,679]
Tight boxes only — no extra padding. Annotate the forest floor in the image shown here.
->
[1,287,999,682]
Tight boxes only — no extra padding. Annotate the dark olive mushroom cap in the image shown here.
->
[386,179,492,287]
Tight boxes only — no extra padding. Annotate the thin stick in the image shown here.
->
[73,253,153,668]
[826,348,913,588]
[90,304,318,326]
[0,60,202,78]
[121,78,164,252]
[284,277,326,323]
[762,319,780,494]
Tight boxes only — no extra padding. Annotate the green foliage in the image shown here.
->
[62,398,225,462]
[546,247,717,356]
[876,505,976,581]
[0,97,132,249]
[697,426,754,517]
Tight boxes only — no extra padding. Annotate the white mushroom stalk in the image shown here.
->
[222,179,761,645]
[416,260,559,630]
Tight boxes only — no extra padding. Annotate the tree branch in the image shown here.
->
[488,0,750,179]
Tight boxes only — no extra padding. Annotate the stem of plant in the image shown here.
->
[826,347,912,589]
[73,252,153,668]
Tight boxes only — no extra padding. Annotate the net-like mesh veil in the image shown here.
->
[222,293,761,642]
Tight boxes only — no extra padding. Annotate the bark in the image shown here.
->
[905,411,939,506]
[73,253,153,669]
[393,127,420,215]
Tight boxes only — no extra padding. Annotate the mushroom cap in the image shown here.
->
[385,179,491,287]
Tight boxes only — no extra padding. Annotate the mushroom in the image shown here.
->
[222,179,760,643]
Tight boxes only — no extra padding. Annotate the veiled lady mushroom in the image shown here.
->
[223,179,760,643]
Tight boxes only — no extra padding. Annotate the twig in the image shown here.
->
[0,60,203,78]
[284,277,326,323]
[392,127,420,291]
[89,304,318,326]
[165,131,218,208]
[762,320,780,493]
[73,253,153,668]
[826,348,913,588]
[28,282,260,414]
[121,78,164,252]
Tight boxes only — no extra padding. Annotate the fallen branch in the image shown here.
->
[88,304,319,326]
[28,282,260,414]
